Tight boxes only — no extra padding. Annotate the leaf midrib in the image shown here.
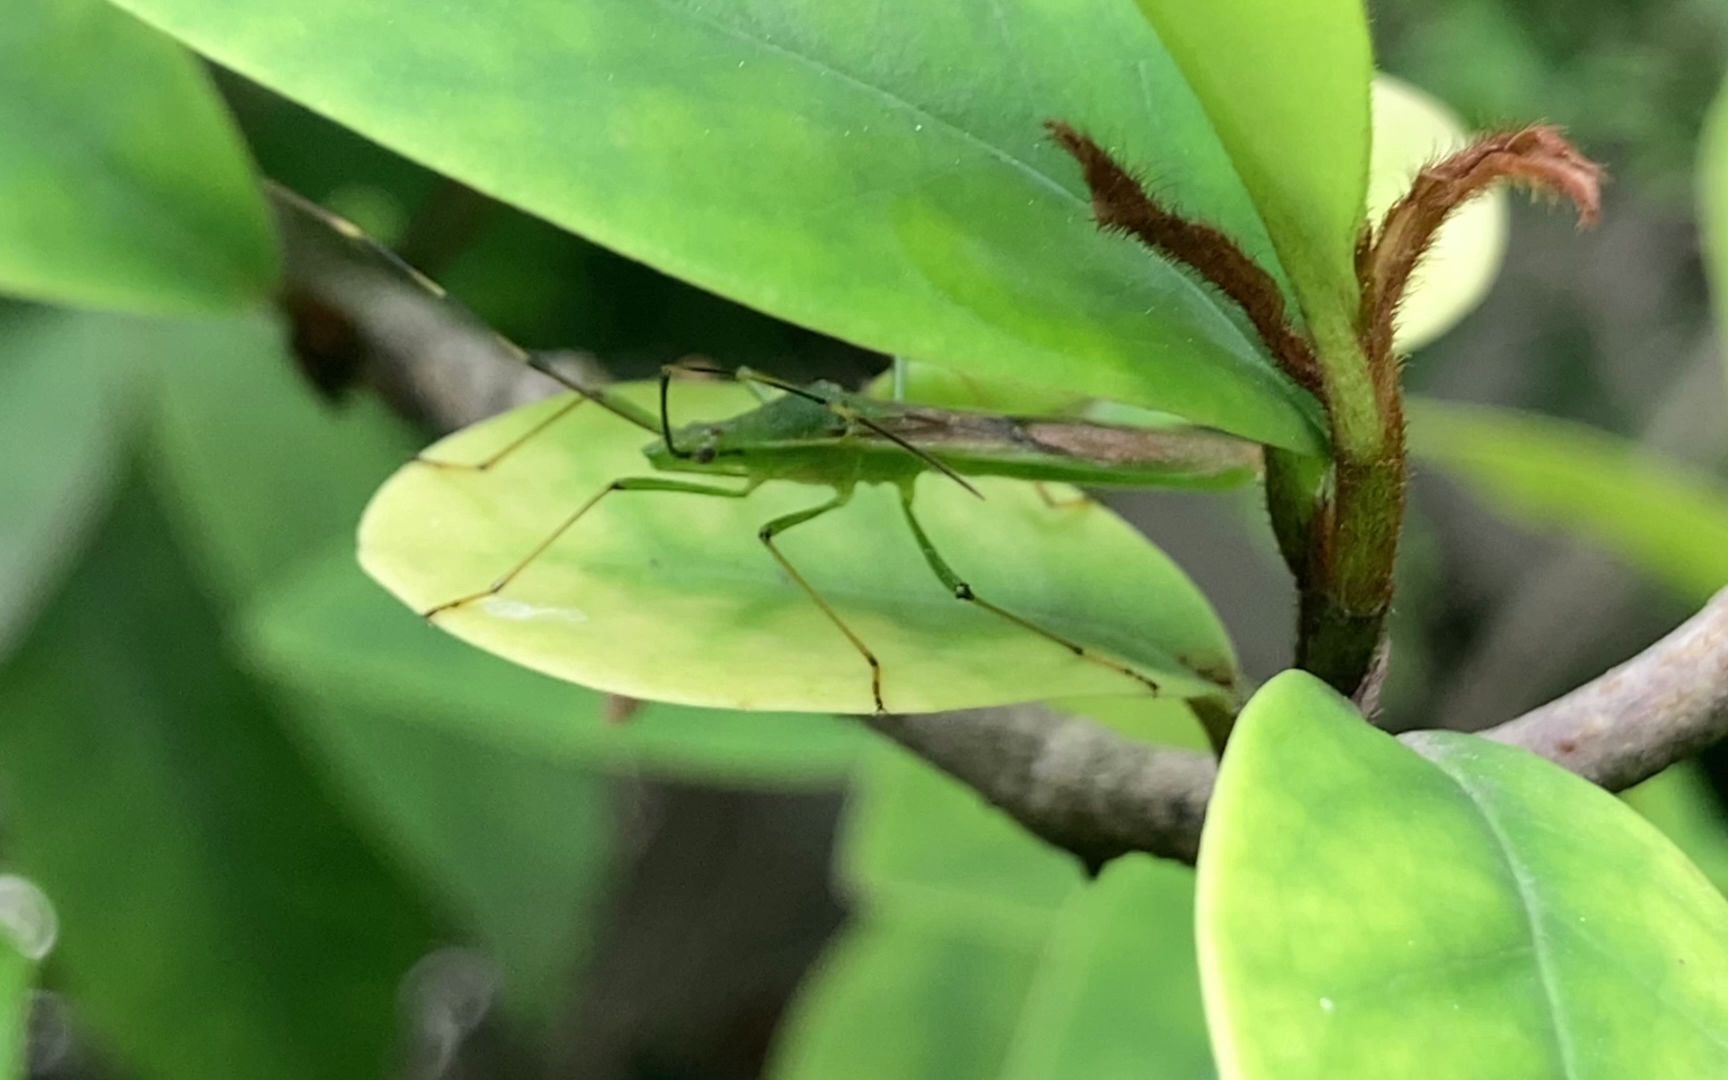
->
[1425,755,1578,1077]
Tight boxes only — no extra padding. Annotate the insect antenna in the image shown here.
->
[657,367,693,458]
[844,412,982,499]
[527,353,661,433]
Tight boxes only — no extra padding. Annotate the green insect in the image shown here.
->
[413,356,1255,713]
[273,183,1254,714]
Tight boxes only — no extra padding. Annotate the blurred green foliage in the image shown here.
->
[2,0,1726,1077]
[0,0,276,312]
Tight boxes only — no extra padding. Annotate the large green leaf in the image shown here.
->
[245,549,865,787]
[107,0,1324,451]
[1200,670,1728,1078]
[0,313,135,658]
[1409,398,1728,601]
[0,472,440,1080]
[1135,0,1372,340]
[1704,75,1728,381]
[999,857,1212,1080]
[359,383,1240,714]
[875,74,1507,412]
[289,701,614,1025]
[0,0,276,313]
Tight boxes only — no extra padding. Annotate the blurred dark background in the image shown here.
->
[3,0,1726,1076]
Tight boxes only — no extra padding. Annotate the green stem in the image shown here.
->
[1277,307,1406,699]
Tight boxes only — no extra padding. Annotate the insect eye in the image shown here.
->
[695,445,717,464]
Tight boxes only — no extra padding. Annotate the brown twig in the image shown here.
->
[1466,588,1728,790]
[864,709,1216,870]
[875,590,1728,865]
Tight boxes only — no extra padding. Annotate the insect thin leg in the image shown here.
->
[421,477,754,618]
[416,395,587,472]
[756,492,887,715]
[898,489,1159,695]
[1034,482,1090,510]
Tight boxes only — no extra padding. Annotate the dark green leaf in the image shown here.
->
[0,471,440,1080]
[0,0,276,312]
[107,0,1325,449]
[0,313,135,659]
[139,313,417,605]
[0,921,29,1080]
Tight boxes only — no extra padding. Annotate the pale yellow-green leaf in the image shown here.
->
[1201,671,1728,1078]
[359,383,1238,714]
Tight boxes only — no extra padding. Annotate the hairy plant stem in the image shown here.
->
[1270,301,1406,700]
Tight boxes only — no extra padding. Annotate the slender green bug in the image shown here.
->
[274,183,1254,714]
[414,356,1255,713]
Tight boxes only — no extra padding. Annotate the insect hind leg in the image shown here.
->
[755,491,887,715]
[420,477,753,618]
[898,490,1159,695]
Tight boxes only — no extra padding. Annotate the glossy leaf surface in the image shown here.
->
[108,0,1325,449]
[1201,670,1728,1078]
[877,74,1507,414]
